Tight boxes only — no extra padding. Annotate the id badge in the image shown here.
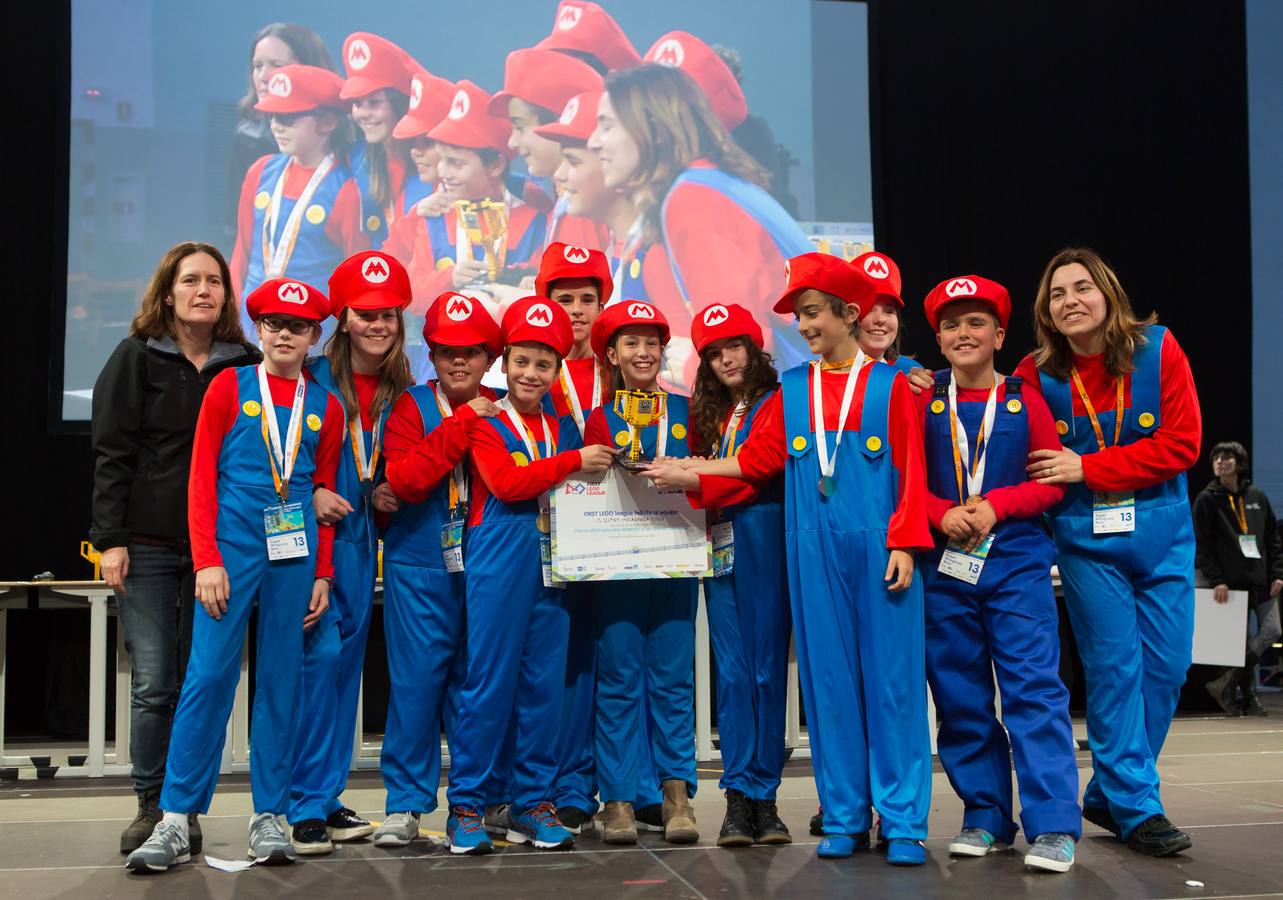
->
[263,502,308,560]
[540,533,566,590]
[711,521,734,578]
[1092,491,1136,534]
[938,533,995,585]
[1239,533,1262,559]
[441,515,465,573]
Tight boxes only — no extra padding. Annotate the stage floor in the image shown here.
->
[2,698,1281,899]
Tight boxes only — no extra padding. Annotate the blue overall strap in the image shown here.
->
[402,176,432,214]
[858,362,895,460]
[891,355,920,376]
[407,384,446,436]
[1040,367,1074,441]
[932,368,951,397]
[1004,374,1023,396]
[781,363,813,458]
[1125,325,1165,438]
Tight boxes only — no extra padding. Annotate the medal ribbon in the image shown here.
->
[262,155,335,278]
[433,383,469,513]
[948,373,1000,504]
[812,350,866,485]
[719,401,747,459]
[559,361,602,439]
[1228,494,1248,534]
[1070,367,1124,451]
[348,415,382,496]
[257,365,307,503]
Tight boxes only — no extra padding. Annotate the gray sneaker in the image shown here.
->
[248,812,296,865]
[373,812,421,847]
[1025,832,1075,872]
[484,803,510,837]
[947,827,1011,857]
[124,819,191,873]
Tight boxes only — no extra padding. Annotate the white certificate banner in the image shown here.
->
[1192,588,1247,668]
[551,467,710,580]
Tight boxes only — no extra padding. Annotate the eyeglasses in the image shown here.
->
[270,112,315,127]
[258,316,315,335]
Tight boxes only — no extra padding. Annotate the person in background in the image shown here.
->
[1194,441,1283,716]
[534,1,641,74]
[94,243,258,858]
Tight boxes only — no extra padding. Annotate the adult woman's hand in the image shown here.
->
[1028,447,1084,485]
[195,566,230,619]
[372,482,401,514]
[101,546,130,596]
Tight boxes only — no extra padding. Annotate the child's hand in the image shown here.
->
[416,191,453,218]
[577,444,618,475]
[640,461,700,491]
[451,258,488,288]
[940,506,974,542]
[372,481,401,514]
[304,578,330,631]
[468,397,500,417]
[884,549,915,592]
[195,565,230,619]
[314,487,354,525]
[905,366,934,394]
[960,500,998,553]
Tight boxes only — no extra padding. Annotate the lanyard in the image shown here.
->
[948,374,1000,504]
[348,413,381,492]
[1070,367,1124,451]
[257,365,307,503]
[499,396,555,461]
[719,401,747,459]
[262,155,334,278]
[609,215,646,303]
[433,383,469,513]
[559,360,602,439]
[1228,494,1248,534]
[812,350,866,483]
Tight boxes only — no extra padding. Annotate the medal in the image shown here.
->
[818,475,836,497]
[362,480,375,500]
[965,494,984,506]
[536,510,552,533]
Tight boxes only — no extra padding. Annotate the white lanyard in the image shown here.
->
[719,401,747,458]
[560,361,602,438]
[257,364,307,495]
[812,351,866,482]
[264,155,334,277]
[948,373,1000,499]
[499,396,553,460]
[434,383,469,506]
[609,215,646,303]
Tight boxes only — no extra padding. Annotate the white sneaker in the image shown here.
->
[124,819,190,873]
[373,812,421,847]
[248,812,296,865]
[948,827,1012,857]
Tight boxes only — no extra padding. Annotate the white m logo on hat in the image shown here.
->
[627,302,655,319]
[446,296,473,321]
[278,282,308,304]
[526,303,554,326]
[362,256,390,283]
[945,278,977,298]
[560,96,580,125]
[348,39,371,71]
[653,39,685,67]
[449,89,470,120]
[703,305,729,326]
[558,4,583,30]
[563,244,589,263]
[268,73,292,97]
[863,256,890,279]
[409,77,423,110]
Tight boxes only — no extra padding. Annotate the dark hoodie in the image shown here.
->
[1193,477,1283,590]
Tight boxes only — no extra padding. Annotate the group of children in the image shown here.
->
[125,230,1203,877]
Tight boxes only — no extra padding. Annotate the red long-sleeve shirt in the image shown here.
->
[547,357,602,418]
[917,381,1066,531]
[188,368,344,577]
[699,366,933,551]
[1013,332,1201,492]
[467,409,584,526]
[230,155,368,297]
[382,384,497,503]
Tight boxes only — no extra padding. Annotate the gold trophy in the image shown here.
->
[614,389,667,472]
[456,198,509,281]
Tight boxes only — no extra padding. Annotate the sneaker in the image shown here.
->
[291,819,333,856]
[1126,815,1192,857]
[124,819,190,873]
[948,827,1011,857]
[887,838,927,866]
[373,812,421,848]
[483,803,511,837]
[556,806,595,834]
[809,806,825,837]
[816,833,868,858]
[507,802,575,850]
[635,803,665,832]
[120,791,161,854]
[188,813,203,856]
[717,789,754,848]
[1082,805,1122,838]
[1024,832,1075,872]
[326,806,374,842]
[447,806,495,856]
[248,812,296,865]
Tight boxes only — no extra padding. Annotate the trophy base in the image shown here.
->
[616,456,655,473]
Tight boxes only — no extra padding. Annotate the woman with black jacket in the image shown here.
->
[91,242,259,854]
[1194,441,1283,715]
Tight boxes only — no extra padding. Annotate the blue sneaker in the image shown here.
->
[948,827,1011,857]
[446,807,494,856]
[507,803,575,850]
[886,838,927,866]
[816,832,871,858]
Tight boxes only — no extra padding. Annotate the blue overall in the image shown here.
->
[350,143,434,249]
[921,373,1081,844]
[780,361,931,839]
[593,395,697,805]
[160,366,329,815]
[446,415,570,812]
[706,391,791,800]
[1038,325,1193,838]
[288,358,387,822]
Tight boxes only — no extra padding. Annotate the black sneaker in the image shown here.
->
[326,806,374,842]
[188,812,203,855]
[557,806,595,834]
[291,819,334,856]
[717,790,754,847]
[1082,805,1122,838]
[809,806,824,837]
[1126,815,1191,857]
[751,798,791,845]
[635,804,664,832]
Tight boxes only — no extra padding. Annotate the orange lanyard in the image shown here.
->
[1070,367,1123,451]
[348,418,381,485]
[260,402,304,502]
[948,406,988,505]
[719,402,747,459]
[1228,495,1248,534]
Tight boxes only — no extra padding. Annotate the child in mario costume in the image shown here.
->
[444,298,615,856]
[919,275,1081,873]
[231,66,367,328]
[535,1,642,73]
[664,253,934,864]
[533,91,614,254]
[125,279,343,873]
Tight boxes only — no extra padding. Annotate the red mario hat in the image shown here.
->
[644,32,747,131]
[773,252,867,315]
[327,251,411,317]
[246,278,330,321]
[535,242,614,303]
[254,65,345,115]
[423,292,502,355]
[691,302,763,355]
[502,297,574,357]
[487,48,603,119]
[535,1,642,72]
[590,300,671,359]
[392,70,456,140]
[428,81,515,157]
[534,90,601,145]
[339,32,420,100]
[924,275,1012,331]
[851,251,903,308]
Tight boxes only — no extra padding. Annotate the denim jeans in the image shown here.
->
[114,542,195,795]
